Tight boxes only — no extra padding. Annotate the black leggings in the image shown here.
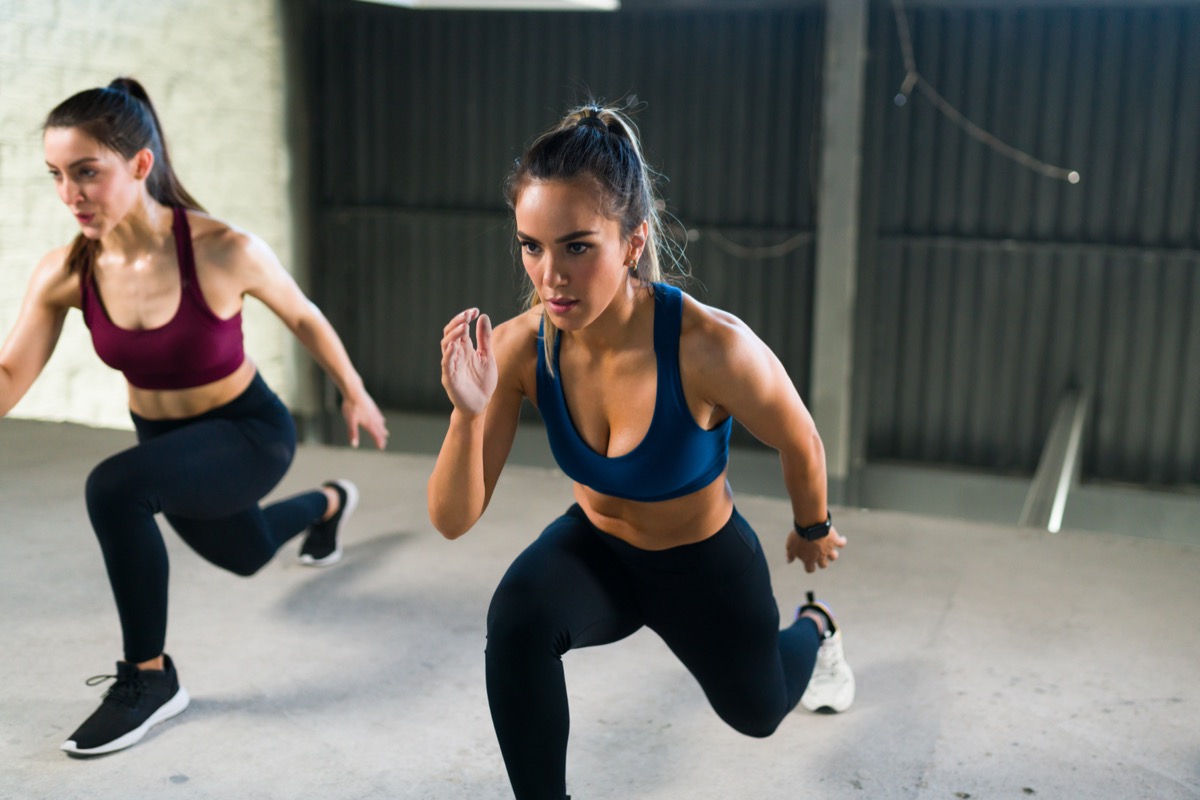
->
[85,373,327,663]
[485,504,821,799]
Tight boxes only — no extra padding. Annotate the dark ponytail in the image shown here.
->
[44,77,204,276]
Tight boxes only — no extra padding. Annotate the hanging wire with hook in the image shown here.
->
[891,0,1081,185]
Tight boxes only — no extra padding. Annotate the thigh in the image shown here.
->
[128,416,293,521]
[487,507,644,655]
[640,511,785,707]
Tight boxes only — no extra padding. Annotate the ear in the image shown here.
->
[130,148,155,181]
[627,220,649,262]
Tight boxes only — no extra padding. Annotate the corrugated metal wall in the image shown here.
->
[861,2,1200,487]
[296,0,1199,490]
[300,0,825,413]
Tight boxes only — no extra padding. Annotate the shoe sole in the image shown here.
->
[61,685,190,756]
[299,480,359,567]
[800,695,854,714]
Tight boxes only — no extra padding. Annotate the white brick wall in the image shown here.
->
[0,0,301,429]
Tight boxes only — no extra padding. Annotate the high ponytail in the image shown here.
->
[43,77,204,276]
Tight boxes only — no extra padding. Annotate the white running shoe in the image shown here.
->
[798,595,855,713]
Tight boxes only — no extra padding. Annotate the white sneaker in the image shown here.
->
[798,598,855,713]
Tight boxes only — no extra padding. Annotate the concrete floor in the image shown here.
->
[1,418,1198,799]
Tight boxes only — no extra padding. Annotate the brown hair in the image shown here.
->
[44,77,204,277]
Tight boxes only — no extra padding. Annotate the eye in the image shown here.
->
[78,168,97,179]
[519,240,541,255]
[48,169,62,181]
[566,242,590,255]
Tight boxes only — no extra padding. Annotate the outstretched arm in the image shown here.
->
[427,309,528,539]
[233,233,388,449]
[0,250,74,418]
[688,302,846,573]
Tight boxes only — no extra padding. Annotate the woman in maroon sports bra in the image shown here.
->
[0,77,389,756]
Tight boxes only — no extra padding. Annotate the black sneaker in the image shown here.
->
[61,654,189,756]
[299,479,358,567]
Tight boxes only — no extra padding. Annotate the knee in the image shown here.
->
[729,716,782,739]
[85,458,146,524]
[486,577,562,655]
[714,699,785,739]
[225,559,267,578]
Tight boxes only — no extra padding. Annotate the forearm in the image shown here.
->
[0,364,16,417]
[780,429,829,526]
[427,408,489,539]
[292,307,366,399]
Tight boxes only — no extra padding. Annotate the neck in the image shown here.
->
[101,196,173,261]
[566,278,651,355]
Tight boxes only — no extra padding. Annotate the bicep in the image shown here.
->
[230,234,314,328]
[708,325,815,453]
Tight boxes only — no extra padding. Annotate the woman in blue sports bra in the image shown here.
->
[429,104,855,798]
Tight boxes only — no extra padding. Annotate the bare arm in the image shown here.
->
[427,309,532,539]
[687,300,846,573]
[0,250,75,418]
[228,232,388,449]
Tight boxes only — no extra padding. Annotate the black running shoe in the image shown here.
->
[299,479,358,567]
[61,654,189,756]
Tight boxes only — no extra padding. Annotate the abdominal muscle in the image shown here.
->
[125,358,258,420]
[575,471,736,551]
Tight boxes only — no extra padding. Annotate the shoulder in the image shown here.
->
[31,245,81,308]
[677,289,762,367]
[185,211,277,274]
[676,289,782,409]
[492,306,543,353]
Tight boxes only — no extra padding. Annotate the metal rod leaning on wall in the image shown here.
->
[1020,390,1091,533]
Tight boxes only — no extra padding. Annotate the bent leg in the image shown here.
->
[486,507,642,800]
[638,509,821,737]
[85,408,309,662]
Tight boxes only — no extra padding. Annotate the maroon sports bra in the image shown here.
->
[80,206,245,390]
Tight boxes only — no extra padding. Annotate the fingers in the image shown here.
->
[475,313,493,359]
[441,309,479,354]
[371,420,390,450]
[441,308,478,339]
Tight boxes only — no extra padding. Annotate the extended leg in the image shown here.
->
[485,507,642,800]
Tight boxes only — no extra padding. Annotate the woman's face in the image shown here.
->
[43,126,147,240]
[514,177,640,331]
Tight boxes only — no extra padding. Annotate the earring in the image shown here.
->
[626,259,638,276]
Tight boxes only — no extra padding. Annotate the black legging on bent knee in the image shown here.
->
[84,372,327,664]
[485,504,822,799]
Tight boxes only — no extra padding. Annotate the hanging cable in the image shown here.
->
[891,0,1081,184]
[694,228,813,260]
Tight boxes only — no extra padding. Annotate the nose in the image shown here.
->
[540,254,567,288]
[58,178,82,206]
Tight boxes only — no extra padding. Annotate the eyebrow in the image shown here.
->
[46,157,101,169]
[516,229,599,244]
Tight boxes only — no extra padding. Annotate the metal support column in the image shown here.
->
[811,0,869,504]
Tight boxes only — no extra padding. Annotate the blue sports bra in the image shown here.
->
[536,283,733,502]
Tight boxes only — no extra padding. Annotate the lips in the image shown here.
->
[545,297,578,314]
[75,213,96,225]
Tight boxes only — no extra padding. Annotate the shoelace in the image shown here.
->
[85,670,146,708]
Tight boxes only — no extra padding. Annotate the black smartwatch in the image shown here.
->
[794,511,832,541]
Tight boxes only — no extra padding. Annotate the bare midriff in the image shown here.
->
[574,470,735,550]
[126,358,257,420]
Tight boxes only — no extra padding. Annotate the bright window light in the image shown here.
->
[354,0,619,10]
